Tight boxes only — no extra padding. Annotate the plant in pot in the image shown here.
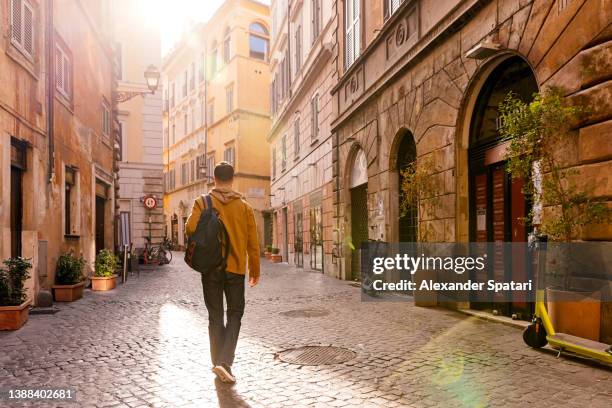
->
[52,252,86,302]
[92,249,119,291]
[399,157,441,306]
[264,245,273,260]
[499,87,610,340]
[270,247,282,263]
[0,257,32,330]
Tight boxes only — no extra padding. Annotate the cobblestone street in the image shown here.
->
[1,255,611,408]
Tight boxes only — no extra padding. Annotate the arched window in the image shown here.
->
[223,27,231,63]
[249,22,269,60]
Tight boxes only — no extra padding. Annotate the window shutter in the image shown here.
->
[64,56,71,97]
[23,1,34,56]
[11,0,22,45]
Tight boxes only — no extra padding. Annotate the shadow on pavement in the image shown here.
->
[214,378,251,407]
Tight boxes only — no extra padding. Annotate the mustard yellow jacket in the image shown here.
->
[185,188,260,279]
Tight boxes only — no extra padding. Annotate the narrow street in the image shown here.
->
[1,255,610,408]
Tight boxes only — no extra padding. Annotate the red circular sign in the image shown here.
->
[143,196,157,210]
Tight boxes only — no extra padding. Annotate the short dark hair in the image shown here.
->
[214,161,234,181]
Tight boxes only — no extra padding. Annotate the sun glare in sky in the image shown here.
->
[136,0,270,57]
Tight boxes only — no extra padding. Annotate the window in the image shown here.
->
[249,22,269,60]
[311,94,319,140]
[190,160,195,182]
[116,42,123,80]
[101,102,111,137]
[295,25,302,72]
[199,53,205,82]
[184,113,188,135]
[190,62,195,90]
[181,162,189,185]
[200,101,205,126]
[224,146,235,166]
[183,70,188,97]
[206,155,215,183]
[171,122,176,144]
[64,167,78,235]
[223,27,231,63]
[196,154,206,179]
[191,106,196,130]
[294,118,300,156]
[10,0,35,60]
[171,83,175,107]
[311,0,321,44]
[55,42,72,101]
[226,84,234,114]
[210,41,218,75]
[167,169,176,190]
[207,100,214,124]
[384,0,404,20]
[281,135,287,170]
[345,0,361,68]
[272,147,276,179]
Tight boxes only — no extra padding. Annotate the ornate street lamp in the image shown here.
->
[116,64,161,102]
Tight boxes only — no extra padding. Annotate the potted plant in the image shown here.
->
[0,257,32,330]
[264,245,273,259]
[52,252,86,302]
[499,87,610,340]
[270,247,282,263]
[92,249,119,291]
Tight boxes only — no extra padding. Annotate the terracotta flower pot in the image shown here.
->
[52,282,85,302]
[270,254,282,263]
[91,275,118,291]
[546,287,601,341]
[0,300,31,330]
[264,252,272,260]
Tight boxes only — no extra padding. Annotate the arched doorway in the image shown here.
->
[468,56,538,318]
[396,131,417,242]
[349,148,368,281]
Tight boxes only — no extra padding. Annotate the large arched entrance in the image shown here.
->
[468,56,538,318]
[396,130,417,242]
[349,148,368,281]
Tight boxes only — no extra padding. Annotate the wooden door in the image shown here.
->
[350,184,368,281]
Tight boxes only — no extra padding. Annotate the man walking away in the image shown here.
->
[185,161,260,383]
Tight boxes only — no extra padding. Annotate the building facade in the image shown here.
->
[0,0,117,303]
[268,0,338,275]
[331,0,611,322]
[112,0,164,251]
[162,0,271,251]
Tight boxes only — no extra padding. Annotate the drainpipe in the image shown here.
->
[46,0,54,183]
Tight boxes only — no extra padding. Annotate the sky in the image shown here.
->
[137,0,270,57]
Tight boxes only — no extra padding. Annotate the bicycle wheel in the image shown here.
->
[164,250,172,264]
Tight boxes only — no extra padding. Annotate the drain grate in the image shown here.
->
[280,309,330,318]
[277,346,356,365]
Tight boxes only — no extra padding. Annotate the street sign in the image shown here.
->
[143,195,157,210]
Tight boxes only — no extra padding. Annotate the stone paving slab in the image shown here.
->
[1,254,611,407]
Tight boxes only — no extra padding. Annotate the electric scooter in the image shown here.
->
[523,234,612,364]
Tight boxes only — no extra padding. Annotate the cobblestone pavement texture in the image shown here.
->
[1,254,611,408]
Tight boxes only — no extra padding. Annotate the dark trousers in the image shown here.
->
[201,268,245,368]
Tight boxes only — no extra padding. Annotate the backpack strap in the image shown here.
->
[204,194,213,213]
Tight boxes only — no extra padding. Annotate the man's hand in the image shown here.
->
[249,275,259,287]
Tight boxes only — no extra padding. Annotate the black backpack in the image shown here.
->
[184,194,230,273]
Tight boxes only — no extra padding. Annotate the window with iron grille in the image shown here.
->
[294,118,300,156]
[55,41,72,101]
[10,0,35,60]
[224,146,235,166]
[345,0,360,68]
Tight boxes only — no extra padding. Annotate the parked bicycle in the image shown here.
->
[143,237,172,265]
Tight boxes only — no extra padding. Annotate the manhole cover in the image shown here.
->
[277,346,356,365]
[280,309,330,318]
